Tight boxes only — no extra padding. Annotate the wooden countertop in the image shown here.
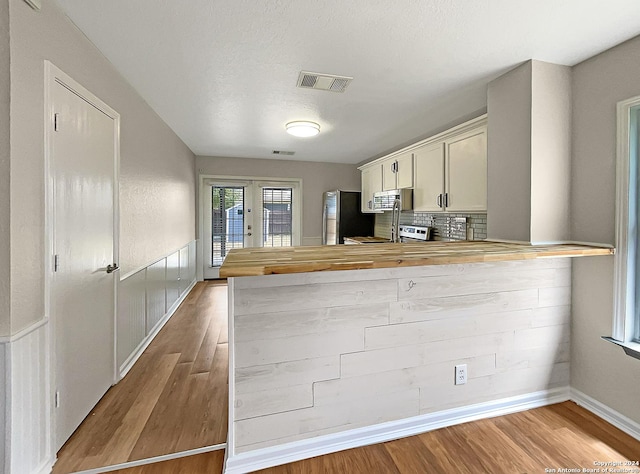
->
[219,241,614,277]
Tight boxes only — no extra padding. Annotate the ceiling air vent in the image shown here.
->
[272,150,295,156]
[297,71,353,93]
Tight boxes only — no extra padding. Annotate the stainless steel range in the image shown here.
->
[398,225,431,243]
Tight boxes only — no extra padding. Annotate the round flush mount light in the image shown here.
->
[285,121,320,138]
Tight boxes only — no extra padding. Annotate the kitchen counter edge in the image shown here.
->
[219,240,614,278]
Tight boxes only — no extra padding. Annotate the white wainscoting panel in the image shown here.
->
[117,269,147,370]
[7,322,52,474]
[179,246,190,296]
[188,240,196,283]
[117,241,197,379]
[1,339,7,473]
[165,251,180,312]
[146,259,167,334]
[228,258,573,465]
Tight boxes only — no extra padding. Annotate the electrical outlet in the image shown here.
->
[455,364,467,385]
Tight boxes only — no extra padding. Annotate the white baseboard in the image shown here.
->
[570,388,640,442]
[35,455,56,474]
[118,278,197,379]
[70,443,226,474]
[224,386,570,474]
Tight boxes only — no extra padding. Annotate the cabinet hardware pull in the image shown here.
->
[437,194,442,208]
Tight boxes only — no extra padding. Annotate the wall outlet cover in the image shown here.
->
[455,364,467,385]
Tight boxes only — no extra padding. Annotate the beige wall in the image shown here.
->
[487,60,572,244]
[487,61,532,242]
[0,0,9,337]
[530,62,571,244]
[196,156,361,243]
[9,0,196,332]
[0,6,8,470]
[570,35,640,423]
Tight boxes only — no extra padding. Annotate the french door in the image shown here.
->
[203,178,300,279]
[210,185,248,268]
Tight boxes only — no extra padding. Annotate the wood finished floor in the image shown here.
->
[117,401,640,474]
[53,281,229,474]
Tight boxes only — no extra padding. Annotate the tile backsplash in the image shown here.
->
[374,212,393,240]
[375,211,487,241]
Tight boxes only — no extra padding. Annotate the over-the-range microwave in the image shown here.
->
[373,189,413,211]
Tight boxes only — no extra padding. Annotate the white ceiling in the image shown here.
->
[53,0,640,164]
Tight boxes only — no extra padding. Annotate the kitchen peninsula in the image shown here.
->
[220,241,613,473]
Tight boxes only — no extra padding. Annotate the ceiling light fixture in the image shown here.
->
[285,121,320,138]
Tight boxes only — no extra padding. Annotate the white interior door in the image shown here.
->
[51,76,118,451]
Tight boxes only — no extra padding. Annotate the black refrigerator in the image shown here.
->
[322,190,375,245]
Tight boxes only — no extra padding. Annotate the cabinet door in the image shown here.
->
[445,126,487,212]
[360,165,382,213]
[396,152,414,189]
[371,163,383,196]
[413,142,445,212]
[360,167,372,213]
[382,158,397,191]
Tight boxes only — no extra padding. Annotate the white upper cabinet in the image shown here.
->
[413,142,445,212]
[411,119,487,213]
[382,152,413,191]
[360,115,487,214]
[396,153,414,189]
[445,126,487,212]
[382,158,395,191]
[360,163,383,213]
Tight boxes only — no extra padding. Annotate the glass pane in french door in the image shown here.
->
[261,187,293,247]
[211,186,244,266]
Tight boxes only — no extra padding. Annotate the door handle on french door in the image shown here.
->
[106,263,119,274]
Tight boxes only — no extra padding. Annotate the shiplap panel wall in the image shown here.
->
[117,241,196,375]
[232,258,571,453]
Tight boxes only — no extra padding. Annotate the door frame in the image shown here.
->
[197,174,302,280]
[44,61,121,455]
